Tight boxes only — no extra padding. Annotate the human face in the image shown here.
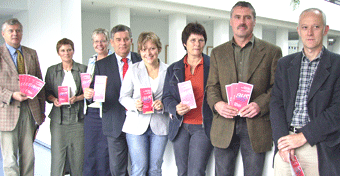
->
[110,31,132,58]
[93,33,109,56]
[58,44,74,63]
[140,40,159,66]
[184,34,205,58]
[230,6,255,40]
[297,11,329,52]
[1,24,22,48]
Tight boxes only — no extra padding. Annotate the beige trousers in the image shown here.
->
[274,132,319,176]
[0,102,36,176]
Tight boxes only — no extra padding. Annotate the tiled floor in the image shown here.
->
[0,140,51,176]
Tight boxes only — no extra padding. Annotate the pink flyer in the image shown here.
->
[19,74,45,99]
[232,82,253,110]
[93,75,107,102]
[140,87,154,114]
[80,73,91,90]
[58,86,70,105]
[178,80,196,109]
[289,153,305,176]
[25,77,45,99]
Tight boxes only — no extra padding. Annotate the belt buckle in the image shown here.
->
[293,127,298,133]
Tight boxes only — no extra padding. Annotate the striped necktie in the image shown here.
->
[16,50,25,74]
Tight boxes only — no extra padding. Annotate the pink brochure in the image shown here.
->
[225,84,233,105]
[93,75,107,102]
[289,153,305,176]
[232,82,253,111]
[178,80,196,109]
[140,87,154,114]
[58,86,70,105]
[25,76,45,99]
[19,74,45,99]
[19,74,28,93]
[80,73,91,90]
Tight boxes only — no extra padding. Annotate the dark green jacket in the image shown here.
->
[45,61,87,124]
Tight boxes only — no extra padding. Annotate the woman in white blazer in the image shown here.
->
[119,31,169,176]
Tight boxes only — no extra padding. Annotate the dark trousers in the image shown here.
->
[107,132,129,176]
[214,117,265,176]
[172,123,213,176]
[83,109,111,176]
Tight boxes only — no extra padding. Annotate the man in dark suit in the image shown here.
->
[84,24,141,176]
[206,1,282,175]
[270,8,340,175]
[0,18,45,176]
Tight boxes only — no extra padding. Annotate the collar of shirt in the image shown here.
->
[115,52,131,63]
[302,46,324,63]
[183,54,204,68]
[6,43,22,59]
[115,52,132,81]
[231,35,255,49]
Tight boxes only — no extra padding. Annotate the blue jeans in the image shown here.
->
[126,126,168,176]
[172,123,213,176]
[214,117,265,176]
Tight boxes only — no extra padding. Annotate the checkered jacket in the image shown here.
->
[0,43,45,131]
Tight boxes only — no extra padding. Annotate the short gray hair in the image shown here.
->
[230,1,256,20]
[299,8,326,27]
[2,18,23,32]
[92,28,110,42]
[110,24,132,39]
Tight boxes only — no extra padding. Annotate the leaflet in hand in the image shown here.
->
[178,80,196,109]
[58,86,70,105]
[19,74,45,99]
[80,73,91,90]
[289,153,305,176]
[140,87,154,114]
[93,75,107,102]
[225,82,253,110]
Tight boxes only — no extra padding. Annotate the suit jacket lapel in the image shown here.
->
[246,38,265,82]
[137,62,150,88]
[22,46,30,74]
[154,61,167,98]
[224,43,238,83]
[287,53,302,105]
[308,50,331,102]
[111,54,122,88]
[0,44,19,76]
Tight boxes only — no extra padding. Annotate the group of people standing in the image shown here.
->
[0,1,340,176]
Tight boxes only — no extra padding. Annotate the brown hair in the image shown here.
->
[137,32,162,54]
[56,38,74,53]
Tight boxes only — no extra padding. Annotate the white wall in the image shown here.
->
[262,29,276,45]
[81,11,110,64]
[131,15,169,63]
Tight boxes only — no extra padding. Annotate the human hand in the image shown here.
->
[214,101,238,118]
[278,133,307,152]
[176,103,191,116]
[278,149,295,163]
[69,96,77,104]
[53,98,62,107]
[84,88,94,99]
[12,92,28,102]
[136,99,143,111]
[153,100,163,111]
[239,102,260,118]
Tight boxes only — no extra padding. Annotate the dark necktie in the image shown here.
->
[122,58,128,79]
[17,50,25,74]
